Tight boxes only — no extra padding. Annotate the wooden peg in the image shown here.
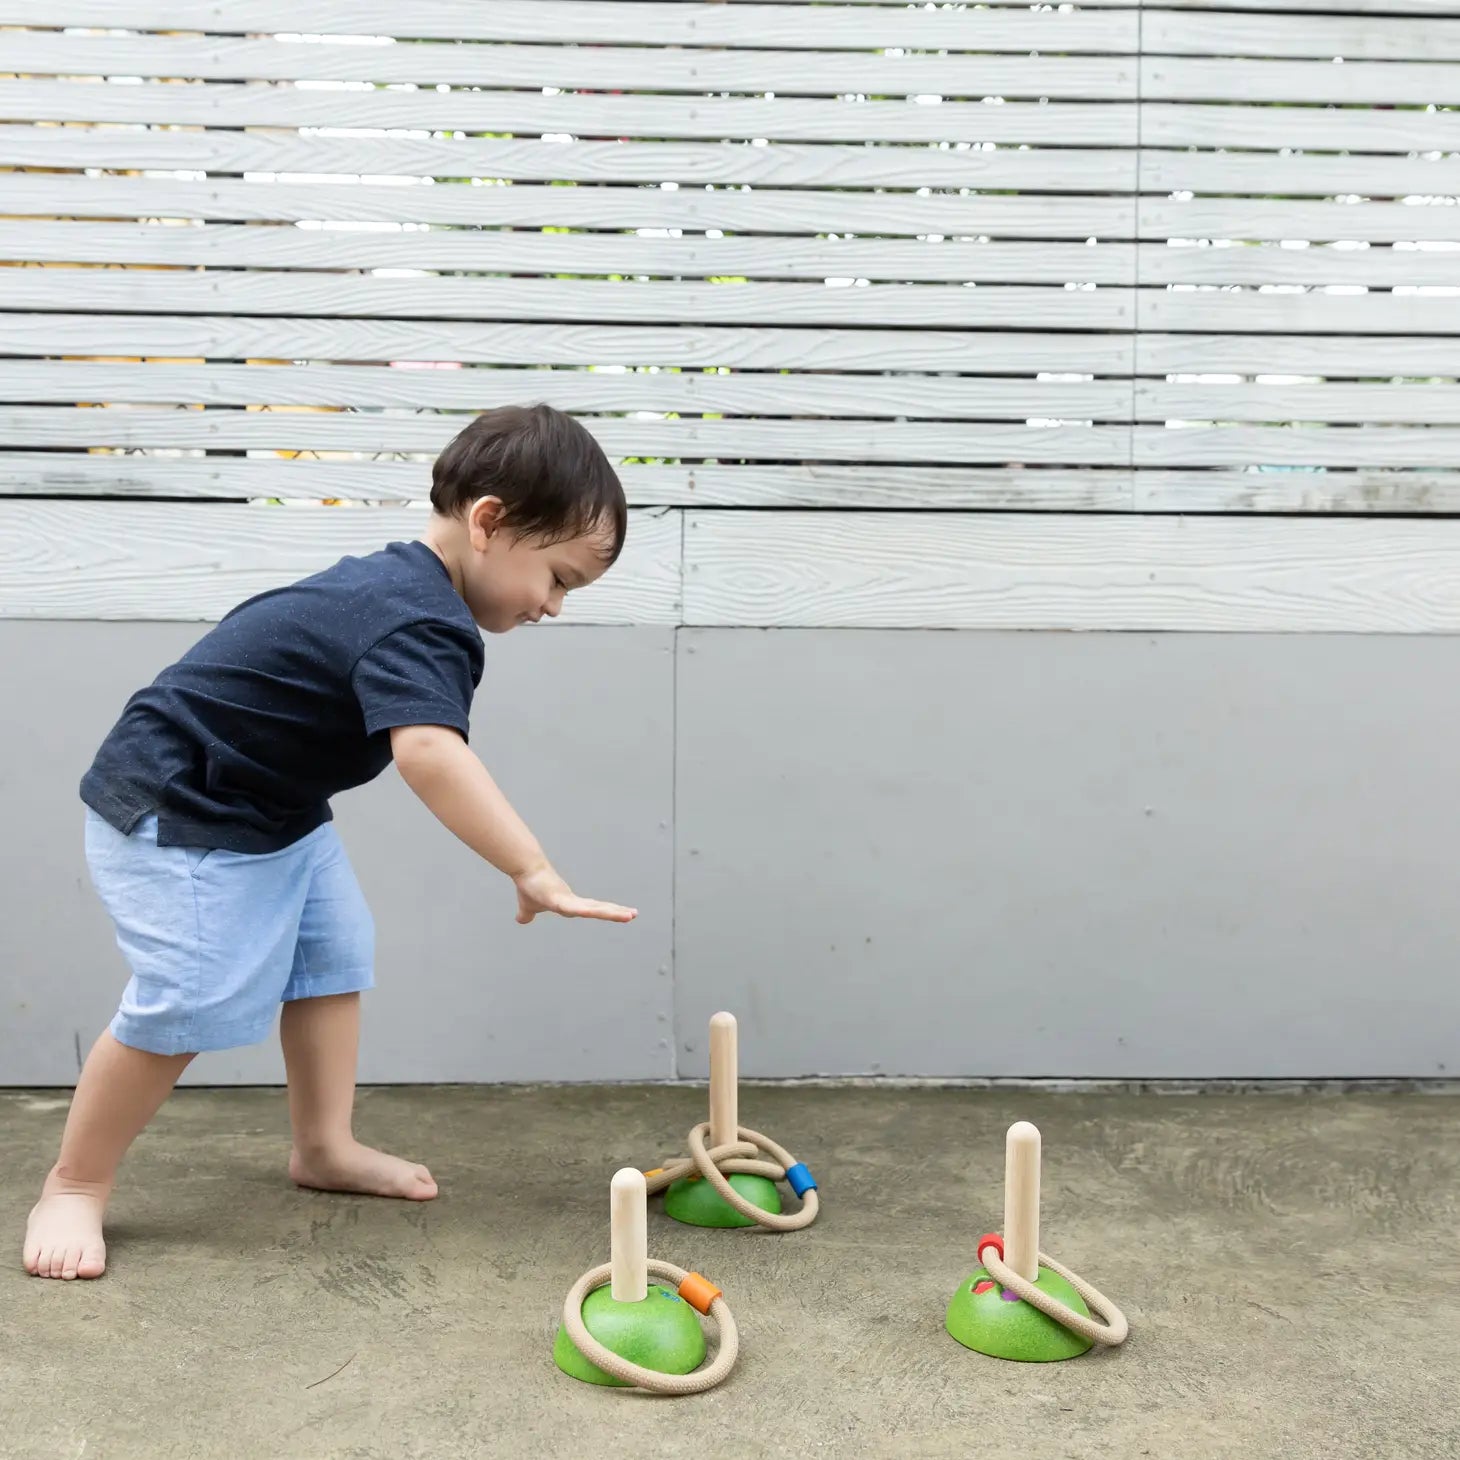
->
[610,1167,648,1303]
[1003,1121,1041,1283]
[709,1011,738,1150]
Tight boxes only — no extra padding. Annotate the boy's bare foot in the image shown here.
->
[24,1171,110,1280]
[289,1141,438,1201]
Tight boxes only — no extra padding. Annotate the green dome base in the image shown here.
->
[554,1284,707,1387]
[945,1264,1095,1363]
[663,1172,782,1228]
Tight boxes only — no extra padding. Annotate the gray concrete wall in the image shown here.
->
[0,622,674,1086]
[2,622,1457,1083]
[674,629,1460,1080]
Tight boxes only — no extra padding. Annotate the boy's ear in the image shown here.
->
[467,495,506,546]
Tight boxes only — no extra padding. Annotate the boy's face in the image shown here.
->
[463,499,614,634]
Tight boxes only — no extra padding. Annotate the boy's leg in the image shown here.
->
[278,829,434,1200]
[40,811,316,1281]
[280,992,436,1200]
[24,1030,194,1280]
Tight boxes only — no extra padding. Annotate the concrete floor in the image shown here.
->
[3,1085,1457,1460]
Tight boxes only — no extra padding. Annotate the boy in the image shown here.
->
[24,404,637,1281]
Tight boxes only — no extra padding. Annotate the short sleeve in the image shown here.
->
[352,621,482,740]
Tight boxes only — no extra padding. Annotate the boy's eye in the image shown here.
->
[554,575,566,591]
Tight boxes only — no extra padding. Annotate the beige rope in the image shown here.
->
[643,1122,820,1231]
[977,1238,1129,1347]
[561,1258,739,1394]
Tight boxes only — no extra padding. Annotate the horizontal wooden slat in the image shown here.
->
[0,362,1137,422]
[0,451,438,501]
[0,127,1139,194]
[13,223,1451,291]
[682,510,1460,631]
[1140,101,1460,151]
[1141,0,1460,15]
[1135,469,1460,514]
[0,2,1141,51]
[1140,291,1460,337]
[0,315,1137,374]
[0,34,1138,98]
[1133,425,1460,467]
[1141,58,1460,105]
[1,175,1136,239]
[0,224,1141,285]
[1136,383,1460,426]
[19,269,1455,336]
[3,90,1450,159]
[1141,244,1460,288]
[1139,198,1460,244]
[1136,333,1458,375]
[1141,150,1460,199]
[14,503,1460,627]
[0,501,682,622]
[0,82,1142,146]
[5,0,1144,10]
[0,454,1140,510]
[0,408,1136,464]
[1143,11,1460,60]
[14,453,1460,515]
[0,270,1136,331]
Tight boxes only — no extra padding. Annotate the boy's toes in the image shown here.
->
[409,1165,438,1200]
[61,1243,97,1280]
[25,1191,108,1279]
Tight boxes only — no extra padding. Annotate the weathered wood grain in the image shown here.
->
[0,126,1140,194]
[0,33,1138,97]
[1140,242,1460,288]
[1144,10,1460,60]
[682,511,1460,632]
[0,224,1143,285]
[0,270,1136,332]
[0,81,1142,145]
[3,175,1136,238]
[1135,333,1458,375]
[1133,425,1460,468]
[0,3,1141,52]
[1141,150,1460,199]
[1135,469,1460,514]
[0,501,682,622]
[1140,101,1460,150]
[0,455,1141,510]
[1140,291,1460,337]
[0,315,1138,374]
[0,408,1137,465]
[0,362,1138,422]
[1136,383,1460,426]
[1142,57,1460,105]
[1139,198,1460,245]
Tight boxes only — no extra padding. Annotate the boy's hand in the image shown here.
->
[513,865,638,925]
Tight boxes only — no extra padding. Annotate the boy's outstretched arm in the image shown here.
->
[390,723,637,925]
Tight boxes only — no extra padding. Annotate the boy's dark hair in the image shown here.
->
[431,404,627,565]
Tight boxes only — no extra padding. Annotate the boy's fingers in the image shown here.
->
[572,899,638,922]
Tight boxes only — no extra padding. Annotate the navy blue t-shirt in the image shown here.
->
[81,540,484,853]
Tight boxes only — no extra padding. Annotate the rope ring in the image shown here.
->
[976,1237,1129,1347]
[643,1123,819,1231]
[561,1258,739,1394]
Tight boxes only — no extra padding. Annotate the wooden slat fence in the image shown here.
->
[1,1,1457,628]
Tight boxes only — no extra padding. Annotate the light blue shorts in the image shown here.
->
[85,810,375,1055]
